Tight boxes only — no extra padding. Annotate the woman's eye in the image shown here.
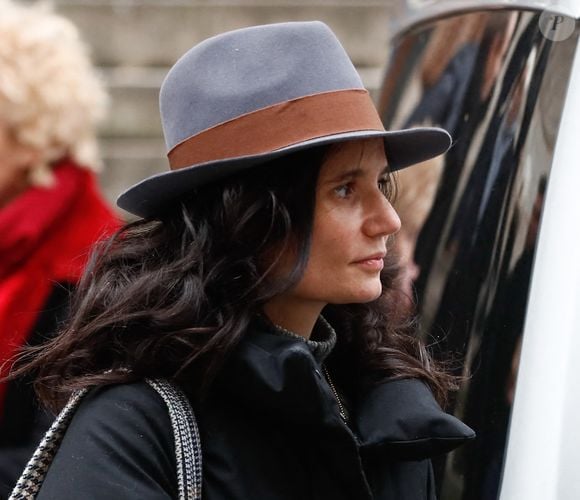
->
[378,177,392,198]
[334,183,353,198]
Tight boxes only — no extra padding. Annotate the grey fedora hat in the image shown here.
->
[117,21,452,218]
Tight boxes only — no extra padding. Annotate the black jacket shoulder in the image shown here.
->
[37,382,177,500]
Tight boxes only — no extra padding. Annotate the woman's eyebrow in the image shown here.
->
[328,168,363,184]
[326,165,390,184]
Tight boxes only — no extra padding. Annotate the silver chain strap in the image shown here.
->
[9,379,202,499]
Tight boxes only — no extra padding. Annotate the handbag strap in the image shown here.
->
[146,378,203,499]
[9,388,89,500]
[9,379,202,500]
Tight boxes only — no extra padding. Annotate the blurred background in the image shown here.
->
[15,0,399,218]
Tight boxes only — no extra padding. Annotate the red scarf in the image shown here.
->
[0,159,120,410]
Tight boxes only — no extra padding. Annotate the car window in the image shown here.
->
[377,10,578,500]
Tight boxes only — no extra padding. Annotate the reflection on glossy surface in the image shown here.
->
[379,10,578,500]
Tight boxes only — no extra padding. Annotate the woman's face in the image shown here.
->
[282,138,401,309]
[0,121,36,208]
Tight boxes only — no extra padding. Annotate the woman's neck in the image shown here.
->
[262,296,325,339]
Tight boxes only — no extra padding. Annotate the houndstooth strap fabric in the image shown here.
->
[8,388,88,499]
[9,379,202,500]
[146,379,203,499]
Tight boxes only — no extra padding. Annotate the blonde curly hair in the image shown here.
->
[0,0,107,185]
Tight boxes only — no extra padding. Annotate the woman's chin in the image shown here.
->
[330,282,383,304]
[356,288,383,303]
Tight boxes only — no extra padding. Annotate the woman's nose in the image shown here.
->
[363,195,401,238]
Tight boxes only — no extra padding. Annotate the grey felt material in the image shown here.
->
[161,21,363,149]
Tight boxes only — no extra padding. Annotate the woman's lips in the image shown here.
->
[352,256,385,271]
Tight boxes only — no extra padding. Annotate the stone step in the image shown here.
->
[54,2,391,68]
[100,65,386,138]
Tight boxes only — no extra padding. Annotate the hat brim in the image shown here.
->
[117,127,452,218]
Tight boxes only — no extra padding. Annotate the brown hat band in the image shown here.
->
[167,89,384,170]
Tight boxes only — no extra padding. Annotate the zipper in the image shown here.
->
[322,365,349,425]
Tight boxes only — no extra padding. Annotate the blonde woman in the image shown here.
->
[0,2,119,494]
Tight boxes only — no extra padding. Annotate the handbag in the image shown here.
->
[8,379,202,499]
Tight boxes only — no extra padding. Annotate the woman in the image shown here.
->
[14,21,473,499]
[0,2,119,495]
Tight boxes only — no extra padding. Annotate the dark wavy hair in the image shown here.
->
[14,145,454,411]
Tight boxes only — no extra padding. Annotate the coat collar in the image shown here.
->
[254,313,337,364]
[217,319,474,459]
[354,377,475,459]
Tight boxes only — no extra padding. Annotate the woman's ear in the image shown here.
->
[11,143,55,188]
[0,131,45,207]
[28,159,55,188]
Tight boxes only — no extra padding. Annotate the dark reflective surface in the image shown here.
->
[378,10,578,500]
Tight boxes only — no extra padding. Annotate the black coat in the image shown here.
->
[36,321,474,499]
